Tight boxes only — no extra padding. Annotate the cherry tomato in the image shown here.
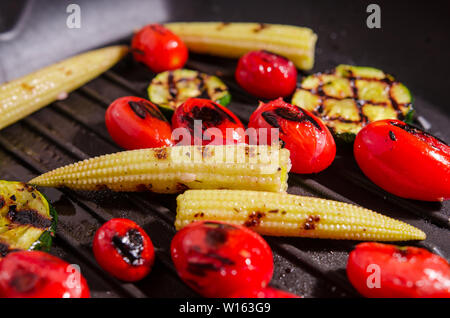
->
[0,251,90,298]
[171,221,273,298]
[235,50,297,99]
[172,98,246,145]
[354,119,450,201]
[230,287,301,298]
[248,98,336,173]
[93,218,155,282]
[131,24,188,73]
[105,96,173,150]
[347,242,450,298]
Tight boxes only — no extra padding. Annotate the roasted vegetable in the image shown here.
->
[172,98,246,145]
[171,220,273,298]
[248,98,336,174]
[0,181,57,257]
[105,96,173,150]
[132,24,188,72]
[148,69,231,115]
[0,251,90,298]
[93,218,155,282]
[235,50,297,99]
[0,45,128,131]
[354,119,450,201]
[29,145,291,193]
[291,64,414,141]
[175,190,426,241]
[165,22,317,70]
[347,243,450,298]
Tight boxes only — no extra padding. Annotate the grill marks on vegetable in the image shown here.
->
[389,121,449,149]
[112,228,145,266]
[128,100,167,122]
[261,106,322,134]
[302,215,321,230]
[7,205,52,229]
[182,102,236,133]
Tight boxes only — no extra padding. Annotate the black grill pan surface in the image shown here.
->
[0,0,448,298]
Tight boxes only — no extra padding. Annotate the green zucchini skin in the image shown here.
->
[291,64,414,142]
[148,69,231,117]
[0,181,57,256]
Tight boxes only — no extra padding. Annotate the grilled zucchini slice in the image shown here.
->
[291,65,414,141]
[0,181,57,257]
[148,69,231,116]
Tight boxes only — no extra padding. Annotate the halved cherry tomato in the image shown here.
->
[230,287,301,298]
[172,98,246,145]
[347,242,450,298]
[93,218,155,282]
[171,221,273,298]
[354,119,450,201]
[235,50,297,99]
[131,24,188,73]
[0,251,90,298]
[248,98,336,173]
[105,96,173,150]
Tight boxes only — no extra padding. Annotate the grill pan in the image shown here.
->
[0,0,448,298]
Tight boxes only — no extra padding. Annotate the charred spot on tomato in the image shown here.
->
[205,226,228,248]
[154,148,168,160]
[9,269,40,293]
[203,221,237,231]
[7,206,52,229]
[186,252,235,277]
[302,215,320,230]
[131,48,145,56]
[112,228,145,266]
[389,130,397,141]
[128,101,148,119]
[244,211,265,227]
[275,107,322,131]
[129,100,168,122]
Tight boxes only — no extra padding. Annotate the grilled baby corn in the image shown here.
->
[0,45,128,130]
[165,22,317,70]
[29,145,291,193]
[175,190,426,241]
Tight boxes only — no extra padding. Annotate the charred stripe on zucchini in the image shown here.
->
[291,64,414,141]
[148,69,231,116]
[0,181,57,257]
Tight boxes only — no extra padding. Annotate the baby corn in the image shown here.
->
[29,145,291,193]
[0,45,128,130]
[165,22,317,70]
[175,190,426,241]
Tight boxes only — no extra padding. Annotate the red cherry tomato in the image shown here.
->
[235,50,297,99]
[93,218,155,282]
[171,221,273,298]
[172,98,246,145]
[0,251,90,298]
[248,98,336,173]
[230,287,301,298]
[354,119,450,201]
[347,242,450,298]
[105,96,173,150]
[131,24,188,73]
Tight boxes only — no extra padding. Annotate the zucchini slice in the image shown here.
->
[291,65,414,141]
[148,69,231,115]
[0,181,57,257]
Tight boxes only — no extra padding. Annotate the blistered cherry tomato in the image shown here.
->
[235,50,297,99]
[0,251,90,298]
[131,24,188,73]
[248,98,336,173]
[230,287,301,298]
[105,96,173,150]
[171,221,273,298]
[347,242,450,298]
[172,98,246,145]
[354,119,450,201]
[93,218,155,282]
